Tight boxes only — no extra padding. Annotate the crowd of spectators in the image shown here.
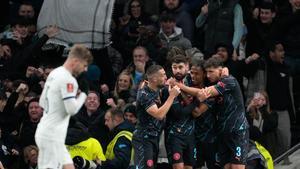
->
[0,0,299,168]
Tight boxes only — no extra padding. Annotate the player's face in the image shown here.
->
[124,112,137,124]
[190,66,205,86]
[171,62,188,81]
[85,93,100,112]
[104,111,114,131]
[206,67,222,83]
[118,74,131,91]
[28,101,43,122]
[155,69,167,88]
[74,59,88,77]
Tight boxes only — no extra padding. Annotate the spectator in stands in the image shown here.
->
[18,1,35,19]
[0,82,30,135]
[107,46,123,77]
[266,41,295,163]
[163,0,194,41]
[102,108,135,169]
[117,0,153,66]
[75,91,110,151]
[244,2,277,58]
[136,25,163,64]
[158,13,192,51]
[1,16,30,45]
[124,104,137,125]
[212,43,260,96]
[0,125,20,169]
[1,23,59,80]
[106,71,136,109]
[17,97,42,149]
[275,0,300,75]
[195,0,244,56]
[75,91,104,128]
[246,91,280,158]
[126,46,156,86]
[23,145,38,169]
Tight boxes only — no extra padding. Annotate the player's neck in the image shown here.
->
[63,61,74,75]
[148,82,159,91]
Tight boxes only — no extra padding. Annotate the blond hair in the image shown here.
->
[69,44,93,64]
[23,145,38,164]
[113,70,134,99]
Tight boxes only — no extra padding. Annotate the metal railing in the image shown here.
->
[274,142,300,165]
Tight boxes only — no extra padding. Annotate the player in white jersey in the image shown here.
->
[35,44,93,169]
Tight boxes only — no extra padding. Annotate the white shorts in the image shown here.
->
[36,137,73,169]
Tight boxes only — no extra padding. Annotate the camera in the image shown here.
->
[4,32,17,40]
[73,156,98,169]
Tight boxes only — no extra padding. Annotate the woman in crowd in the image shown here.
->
[246,91,280,158]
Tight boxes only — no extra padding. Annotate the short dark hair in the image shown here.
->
[109,108,124,119]
[191,59,205,69]
[204,57,223,69]
[160,12,176,23]
[260,2,276,12]
[267,40,282,52]
[171,54,188,64]
[124,104,137,117]
[146,65,163,78]
[214,42,234,57]
[27,97,40,110]
[11,16,30,27]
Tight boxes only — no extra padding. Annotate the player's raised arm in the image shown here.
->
[146,85,180,120]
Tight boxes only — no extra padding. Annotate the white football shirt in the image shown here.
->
[35,66,82,142]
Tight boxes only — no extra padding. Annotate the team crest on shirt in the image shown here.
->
[147,159,153,167]
[173,152,181,161]
[67,83,74,93]
[217,81,225,88]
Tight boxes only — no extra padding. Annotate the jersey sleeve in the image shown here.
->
[214,76,237,95]
[60,77,78,100]
[139,90,156,111]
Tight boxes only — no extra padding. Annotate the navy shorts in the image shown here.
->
[216,129,249,167]
[165,134,196,166]
[132,132,160,169]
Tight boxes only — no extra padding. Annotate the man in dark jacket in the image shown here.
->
[266,42,295,162]
[78,91,109,150]
[102,108,135,169]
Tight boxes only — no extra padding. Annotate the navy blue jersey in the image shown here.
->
[162,75,197,136]
[135,85,164,137]
[213,75,249,133]
[195,107,217,143]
